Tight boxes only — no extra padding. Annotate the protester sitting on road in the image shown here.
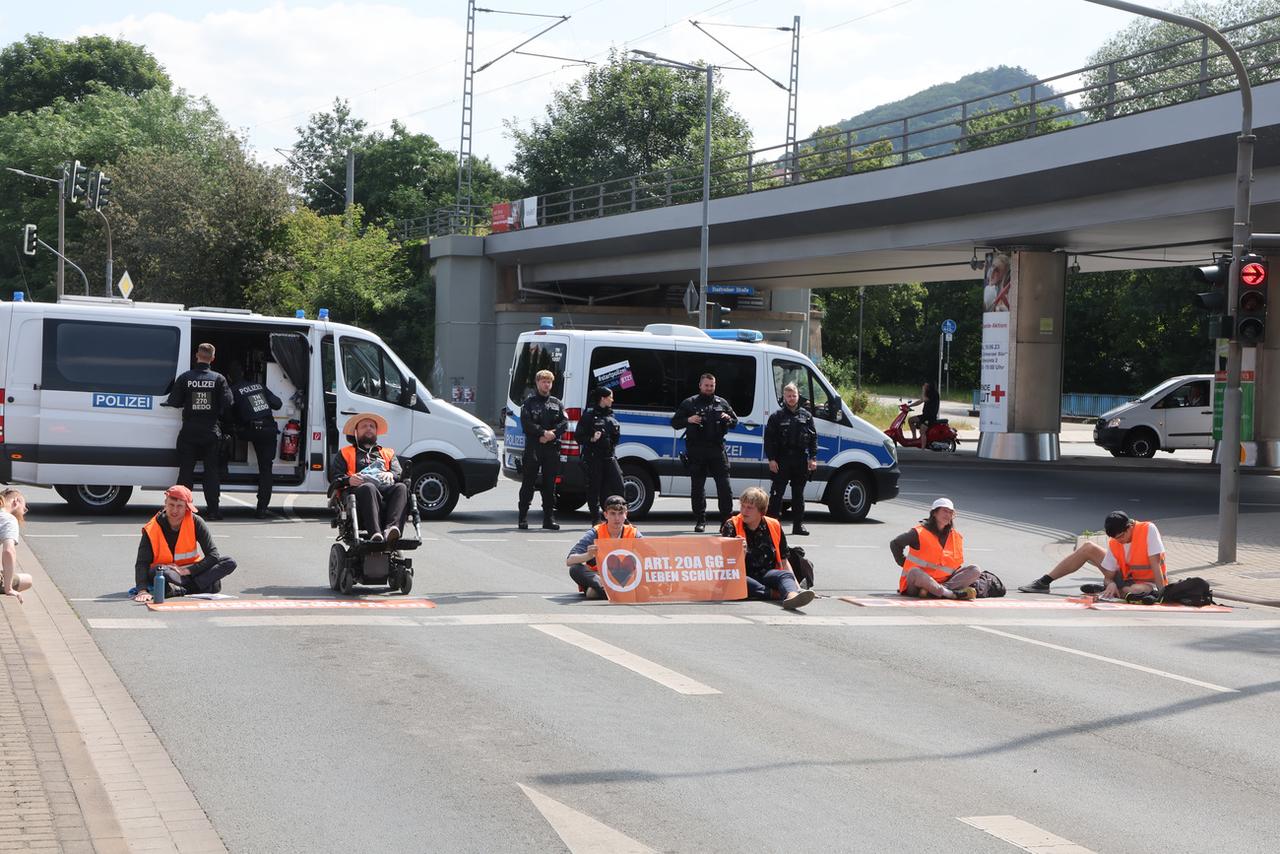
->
[1018,510,1167,602]
[133,486,238,603]
[566,494,643,599]
[721,487,815,610]
[890,497,980,599]
[328,412,410,544]
[1,488,34,603]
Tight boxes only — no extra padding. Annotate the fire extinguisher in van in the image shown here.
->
[280,419,301,462]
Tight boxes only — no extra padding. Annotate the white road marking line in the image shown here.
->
[958,815,1096,853]
[518,784,655,854]
[101,533,139,537]
[1043,497,1076,501]
[835,545,877,549]
[531,624,720,695]
[254,535,304,539]
[284,494,302,521]
[23,533,79,538]
[459,537,509,542]
[898,491,941,496]
[969,626,1236,693]
[208,615,419,627]
[87,619,166,629]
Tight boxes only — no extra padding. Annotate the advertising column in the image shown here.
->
[979,252,1014,435]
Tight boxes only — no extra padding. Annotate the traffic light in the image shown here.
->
[707,301,732,328]
[67,160,88,203]
[1236,252,1269,345]
[22,224,37,256]
[1192,255,1231,339]
[92,171,112,210]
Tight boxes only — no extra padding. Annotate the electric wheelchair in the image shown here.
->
[327,458,421,595]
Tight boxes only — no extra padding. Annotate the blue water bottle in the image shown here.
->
[152,569,166,604]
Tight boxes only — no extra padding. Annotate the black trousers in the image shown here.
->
[162,557,237,596]
[570,564,605,596]
[352,482,409,536]
[519,443,560,515]
[176,429,221,511]
[246,430,276,510]
[768,454,810,526]
[688,446,733,520]
[583,454,624,519]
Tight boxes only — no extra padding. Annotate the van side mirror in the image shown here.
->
[399,377,418,407]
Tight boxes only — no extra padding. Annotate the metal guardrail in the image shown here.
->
[970,390,1135,419]
[405,10,1280,241]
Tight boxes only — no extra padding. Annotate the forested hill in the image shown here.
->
[822,65,1073,152]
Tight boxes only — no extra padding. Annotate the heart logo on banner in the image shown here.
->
[605,552,637,588]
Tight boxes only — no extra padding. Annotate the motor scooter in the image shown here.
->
[884,403,958,452]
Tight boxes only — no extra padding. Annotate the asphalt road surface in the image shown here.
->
[18,461,1280,853]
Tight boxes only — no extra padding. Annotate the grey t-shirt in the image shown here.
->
[0,510,19,544]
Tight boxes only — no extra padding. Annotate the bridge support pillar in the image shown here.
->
[430,235,497,422]
[769,288,812,355]
[977,250,1065,461]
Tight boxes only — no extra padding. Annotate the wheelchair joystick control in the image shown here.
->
[152,569,166,604]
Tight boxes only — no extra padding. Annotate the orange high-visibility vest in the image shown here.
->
[341,445,395,475]
[1109,520,1167,586]
[142,513,201,569]
[732,514,784,570]
[580,522,637,590]
[900,525,964,593]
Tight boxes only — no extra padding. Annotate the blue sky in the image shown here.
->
[0,1,1184,169]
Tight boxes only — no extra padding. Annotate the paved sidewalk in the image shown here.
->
[1,542,226,853]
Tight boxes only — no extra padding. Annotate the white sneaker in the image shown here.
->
[782,589,815,610]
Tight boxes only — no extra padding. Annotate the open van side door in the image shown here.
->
[332,331,417,456]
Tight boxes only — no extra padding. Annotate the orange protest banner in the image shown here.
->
[596,536,748,603]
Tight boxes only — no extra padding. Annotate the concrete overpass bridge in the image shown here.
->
[429,17,1280,460]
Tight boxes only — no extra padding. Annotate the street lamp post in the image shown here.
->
[1082,0,1253,563]
[631,50,714,329]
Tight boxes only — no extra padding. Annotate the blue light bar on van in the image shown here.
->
[705,328,764,342]
[540,316,554,329]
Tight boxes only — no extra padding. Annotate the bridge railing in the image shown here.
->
[410,10,1280,240]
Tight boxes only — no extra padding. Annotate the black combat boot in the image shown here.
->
[517,504,530,530]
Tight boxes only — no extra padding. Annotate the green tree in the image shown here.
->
[794,125,897,181]
[507,50,753,197]
[0,34,170,115]
[956,97,1074,152]
[1080,0,1280,120]
[287,98,366,209]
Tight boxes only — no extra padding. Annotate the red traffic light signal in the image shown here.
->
[1236,253,1268,345]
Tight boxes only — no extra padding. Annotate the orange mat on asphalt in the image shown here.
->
[147,599,436,611]
[840,597,1086,609]
[1066,597,1233,612]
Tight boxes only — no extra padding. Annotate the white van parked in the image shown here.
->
[1092,374,1213,457]
[0,295,499,515]
[502,324,900,521]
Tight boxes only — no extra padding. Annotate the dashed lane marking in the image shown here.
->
[254,535,304,539]
[147,598,436,611]
[958,815,1096,853]
[459,538,510,542]
[23,533,79,538]
[518,784,655,854]
[531,624,720,695]
[1043,497,1076,501]
[969,626,1236,693]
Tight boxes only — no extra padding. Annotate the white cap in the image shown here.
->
[930,497,955,512]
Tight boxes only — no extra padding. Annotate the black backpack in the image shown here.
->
[1159,577,1216,607]
[973,570,1006,598]
[788,546,815,590]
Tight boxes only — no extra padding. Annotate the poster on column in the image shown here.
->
[979,252,1016,433]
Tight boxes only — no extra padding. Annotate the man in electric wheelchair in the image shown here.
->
[326,412,421,594]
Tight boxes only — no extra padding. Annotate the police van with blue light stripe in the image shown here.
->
[503,323,899,521]
[0,293,498,516]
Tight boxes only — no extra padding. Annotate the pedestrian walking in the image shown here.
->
[765,382,818,535]
[164,343,234,520]
[671,373,738,532]
[518,369,568,530]
[576,387,624,523]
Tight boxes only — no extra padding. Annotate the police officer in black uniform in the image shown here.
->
[164,343,234,520]
[671,372,738,532]
[228,361,283,518]
[575,386,624,523]
[765,381,819,535]
[518,369,568,531]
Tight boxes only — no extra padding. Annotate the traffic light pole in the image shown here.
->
[57,174,66,299]
[95,207,113,297]
[1084,0,1254,563]
[35,239,90,295]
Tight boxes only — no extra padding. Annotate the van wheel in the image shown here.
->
[826,469,871,522]
[621,464,656,519]
[412,462,459,519]
[1124,430,1158,459]
[55,485,133,514]
[557,493,587,513]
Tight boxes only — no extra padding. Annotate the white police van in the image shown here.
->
[502,324,899,521]
[0,294,498,515]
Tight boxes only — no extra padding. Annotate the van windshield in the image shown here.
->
[509,341,566,405]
